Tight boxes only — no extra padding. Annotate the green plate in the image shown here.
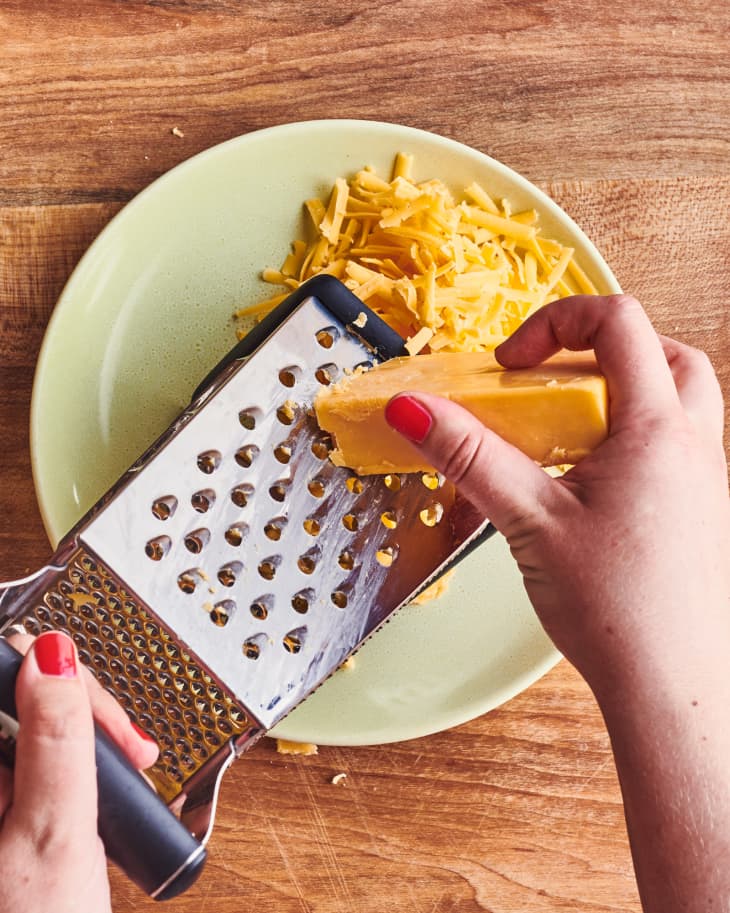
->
[31,120,620,745]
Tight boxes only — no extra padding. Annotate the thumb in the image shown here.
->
[8,631,98,845]
[384,393,557,536]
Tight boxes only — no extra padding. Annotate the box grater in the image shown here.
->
[0,275,493,899]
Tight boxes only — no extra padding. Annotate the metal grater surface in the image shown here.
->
[3,287,490,805]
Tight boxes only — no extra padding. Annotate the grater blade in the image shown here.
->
[0,276,493,883]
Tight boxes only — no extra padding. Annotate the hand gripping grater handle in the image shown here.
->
[0,637,206,900]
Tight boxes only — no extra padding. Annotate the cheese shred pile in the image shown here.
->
[235,153,597,350]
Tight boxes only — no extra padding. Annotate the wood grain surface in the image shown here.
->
[1,2,728,911]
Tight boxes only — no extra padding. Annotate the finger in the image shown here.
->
[659,335,725,440]
[8,631,98,844]
[0,763,12,817]
[385,393,560,536]
[495,295,681,429]
[6,631,158,770]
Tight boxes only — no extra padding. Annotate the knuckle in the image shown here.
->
[608,293,643,318]
[22,689,91,743]
[439,429,490,488]
[684,345,715,375]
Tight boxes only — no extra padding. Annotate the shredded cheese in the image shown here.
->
[404,326,434,355]
[275,739,318,756]
[235,155,597,349]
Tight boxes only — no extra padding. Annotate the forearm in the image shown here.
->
[594,646,730,913]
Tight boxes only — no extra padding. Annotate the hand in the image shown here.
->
[0,630,159,913]
[385,294,730,913]
[385,294,730,692]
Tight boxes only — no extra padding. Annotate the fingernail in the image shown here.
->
[33,631,77,678]
[131,721,156,744]
[385,395,433,443]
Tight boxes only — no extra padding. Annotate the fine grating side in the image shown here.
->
[18,546,258,801]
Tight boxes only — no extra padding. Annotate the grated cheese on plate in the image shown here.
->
[235,152,597,351]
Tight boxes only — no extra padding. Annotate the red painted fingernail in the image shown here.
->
[131,721,156,744]
[385,395,433,443]
[33,631,77,678]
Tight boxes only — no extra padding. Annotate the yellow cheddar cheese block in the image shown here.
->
[314,351,608,474]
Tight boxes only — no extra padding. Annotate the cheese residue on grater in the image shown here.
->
[235,152,597,351]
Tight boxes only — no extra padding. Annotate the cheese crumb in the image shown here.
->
[410,568,457,605]
[331,773,347,785]
[405,326,434,355]
[171,126,185,138]
[276,739,318,756]
[353,311,368,328]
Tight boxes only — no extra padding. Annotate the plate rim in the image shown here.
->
[28,118,620,744]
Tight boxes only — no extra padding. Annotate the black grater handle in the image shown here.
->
[0,638,205,901]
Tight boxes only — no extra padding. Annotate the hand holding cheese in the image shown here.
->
[385,293,730,913]
[315,350,608,473]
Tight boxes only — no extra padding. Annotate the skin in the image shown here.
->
[386,295,730,913]
[0,632,158,913]
[0,294,727,912]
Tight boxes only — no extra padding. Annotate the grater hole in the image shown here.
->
[273,443,292,464]
[197,450,221,474]
[303,518,321,537]
[384,474,402,492]
[307,477,326,498]
[311,437,331,460]
[276,401,297,425]
[269,482,288,502]
[376,546,398,567]
[258,556,281,580]
[217,562,242,587]
[184,528,210,554]
[283,628,306,654]
[178,569,202,594]
[145,536,171,561]
[235,444,259,468]
[26,550,254,801]
[243,634,266,660]
[230,483,253,508]
[250,600,269,621]
[225,522,248,547]
[338,550,355,571]
[210,600,234,627]
[346,476,364,494]
[354,359,374,371]
[343,513,359,532]
[191,489,216,513]
[316,327,339,349]
[315,364,337,386]
[292,589,314,614]
[420,502,445,527]
[380,511,398,530]
[278,366,301,388]
[238,408,261,430]
[151,495,178,521]
[421,472,444,490]
[297,548,319,575]
[331,590,348,609]
[264,517,287,541]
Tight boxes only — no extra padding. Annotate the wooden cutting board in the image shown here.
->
[1,2,728,911]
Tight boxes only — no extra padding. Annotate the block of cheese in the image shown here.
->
[314,350,608,474]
